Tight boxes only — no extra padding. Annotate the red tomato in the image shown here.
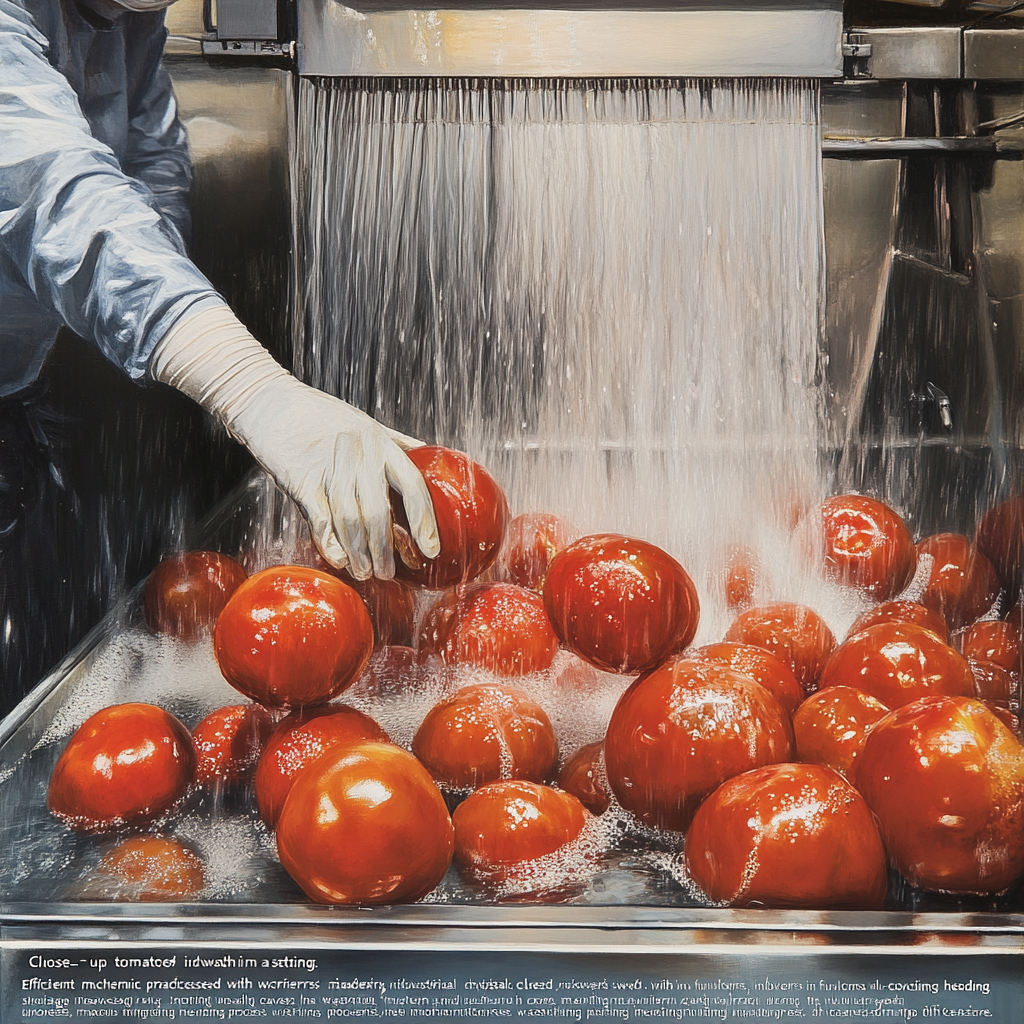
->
[418,583,558,677]
[412,683,557,790]
[543,534,699,675]
[604,657,793,832]
[714,544,761,611]
[855,696,1024,893]
[817,622,974,710]
[725,603,836,693]
[558,742,610,815]
[48,704,196,831]
[695,642,804,715]
[255,704,389,827]
[392,447,510,589]
[685,763,886,909]
[143,551,246,642]
[962,620,1021,675]
[276,742,453,904]
[792,686,889,776]
[452,780,587,881]
[214,566,373,709]
[976,496,1024,593]
[553,657,604,692]
[96,836,205,902]
[192,704,273,786]
[350,646,422,699]
[969,661,1015,707]
[917,533,999,629]
[817,495,917,600]
[847,601,949,643]
[496,512,575,592]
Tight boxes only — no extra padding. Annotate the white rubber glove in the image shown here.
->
[150,303,440,580]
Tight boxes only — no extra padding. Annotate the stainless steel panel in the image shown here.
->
[216,0,279,40]
[296,1,843,78]
[844,28,961,80]
[965,29,1024,81]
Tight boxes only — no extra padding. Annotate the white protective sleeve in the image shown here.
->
[150,303,440,580]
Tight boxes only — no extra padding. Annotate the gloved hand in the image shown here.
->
[150,303,440,580]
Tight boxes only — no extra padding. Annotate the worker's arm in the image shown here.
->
[0,0,439,576]
[122,15,193,246]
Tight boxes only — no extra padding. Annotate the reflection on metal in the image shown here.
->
[965,29,1024,81]
[296,0,843,78]
[843,28,961,80]
[823,136,1024,156]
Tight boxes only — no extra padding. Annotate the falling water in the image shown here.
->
[294,77,828,635]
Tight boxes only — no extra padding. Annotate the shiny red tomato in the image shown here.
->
[962,620,1021,675]
[817,495,917,600]
[917,533,999,629]
[792,686,889,776]
[96,836,205,902]
[604,657,793,832]
[725,603,836,692]
[855,696,1024,893]
[543,534,699,675]
[685,763,887,909]
[695,642,804,715]
[552,657,604,692]
[392,447,510,589]
[969,661,1016,707]
[48,703,196,831]
[976,496,1024,593]
[276,742,454,904]
[144,551,246,642]
[214,565,373,709]
[452,780,588,882]
[349,645,422,699]
[192,704,273,786]
[412,683,557,790]
[255,704,389,827]
[558,741,610,815]
[346,576,417,649]
[418,583,558,676]
[496,512,575,592]
[847,601,949,643]
[818,621,974,709]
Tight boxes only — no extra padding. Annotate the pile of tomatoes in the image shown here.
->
[46,448,1024,908]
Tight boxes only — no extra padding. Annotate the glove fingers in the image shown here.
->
[386,450,441,560]
[356,460,396,580]
[383,425,427,452]
[327,459,374,581]
[299,483,350,571]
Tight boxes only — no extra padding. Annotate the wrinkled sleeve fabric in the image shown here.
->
[0,0,222,382]
[123,17,192,247]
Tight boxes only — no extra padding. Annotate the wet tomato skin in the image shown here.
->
[976,496,1024,593]
[917,533,999,630]
[685,763,887,909]
[962,620,1021,676]
[604,657,794,832]
[192,704,273,786]
[393,447,510,590]
[255,705,389,827]
[855,696,1024,894]
[144,551,247,642]
[696,642,804,715]
[818,495,917,601]
[214,565,374,709]
[725,603,836,693]
[792,686,889,776]
[452,780,587,881]
[348,576,417,649]
[418,582,559,676]
[558,741,610,815]
[277,742,454,905]
[48,703,196,831]
[847,601,949,643]
[543,534,699,675]
[412,684,557,791]
[717,544,761,611]
[96,836,205,902]
[497,512,575,592]
[817,621,974,710]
